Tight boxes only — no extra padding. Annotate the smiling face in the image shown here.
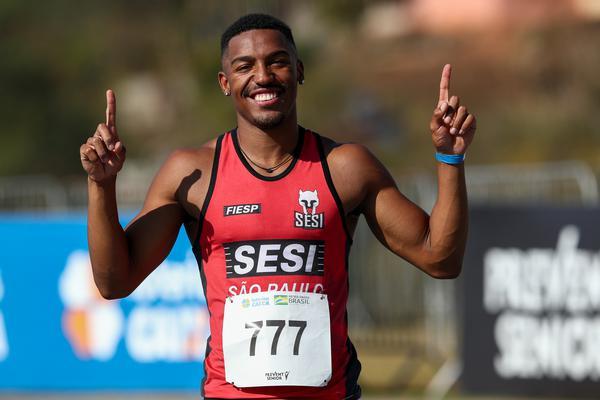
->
[218,29,304,130]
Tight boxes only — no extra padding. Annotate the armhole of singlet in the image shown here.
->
[191,133,224,250]
[314,132,353,245]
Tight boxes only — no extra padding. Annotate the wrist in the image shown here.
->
[87,176,118,211]
[88,175,117,188]
[435,152,465,165]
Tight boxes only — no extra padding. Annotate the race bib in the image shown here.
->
[222,291,332,387]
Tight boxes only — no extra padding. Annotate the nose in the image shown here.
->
[254,62,274,85]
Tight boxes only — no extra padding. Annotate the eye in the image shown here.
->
[235,64,252,72]
[271,58,290,67]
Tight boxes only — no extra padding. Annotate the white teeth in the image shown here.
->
[254,92,277,101]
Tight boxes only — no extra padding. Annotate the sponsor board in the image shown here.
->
[0,214,209,389]
[60,250,208,363]
[462,207,600,397]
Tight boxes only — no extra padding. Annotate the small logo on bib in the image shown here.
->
[274,295,288,305]
[295,189,324,229]
[265,370,290,381]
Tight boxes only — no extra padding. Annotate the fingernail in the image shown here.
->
[440,102,448,112]
[108,143,114,151]
[444,117,452,124]
[450,127,457,135]
[459,129,464,135]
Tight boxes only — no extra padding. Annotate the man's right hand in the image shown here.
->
[80,89,126,182]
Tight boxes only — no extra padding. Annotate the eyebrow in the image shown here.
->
[230,56,254,66]
[230,50,291,66]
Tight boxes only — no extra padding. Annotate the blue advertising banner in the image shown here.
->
[0,213,209,390]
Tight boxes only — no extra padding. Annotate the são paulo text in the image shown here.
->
[228,281,324,296]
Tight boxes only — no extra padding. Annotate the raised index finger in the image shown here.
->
[438,64,452,106]
[106,89,117,130]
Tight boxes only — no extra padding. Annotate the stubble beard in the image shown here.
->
[251,112,286,130]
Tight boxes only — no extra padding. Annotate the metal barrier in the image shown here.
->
[0,175,69,211]
[466,160,599,206]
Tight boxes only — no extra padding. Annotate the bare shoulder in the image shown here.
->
[319,135,390,187]
[152,137,218,191]
[317,134,393,215]
[163,138,219,175]
[143,137,220,217]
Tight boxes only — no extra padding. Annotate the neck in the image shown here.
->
[236,113,299,164]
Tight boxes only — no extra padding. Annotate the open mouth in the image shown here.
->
[248,89,283,106]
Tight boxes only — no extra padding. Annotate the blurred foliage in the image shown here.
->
[316,0,367,27]
[2,0,600,179]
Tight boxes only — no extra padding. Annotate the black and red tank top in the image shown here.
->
[191,127,361,399]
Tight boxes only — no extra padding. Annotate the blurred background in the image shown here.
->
[2,0,600,399]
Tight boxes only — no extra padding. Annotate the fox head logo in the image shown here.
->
[298,189,319,215]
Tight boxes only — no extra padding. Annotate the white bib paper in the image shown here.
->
[222,291,332,387]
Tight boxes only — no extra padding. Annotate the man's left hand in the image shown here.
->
[429,64,476,155]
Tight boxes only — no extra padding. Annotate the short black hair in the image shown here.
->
[221,13,296,56]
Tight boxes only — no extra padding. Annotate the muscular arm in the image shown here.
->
[328,65,474,279]
[363,152,466,278]
[81,90,213,299]
[329,144,466,278]
[87,152,189,299]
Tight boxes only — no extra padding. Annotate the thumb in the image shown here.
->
[430,102,448,131]
[113,141,126,159]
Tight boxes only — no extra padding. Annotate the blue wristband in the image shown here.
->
[435,152,465,164]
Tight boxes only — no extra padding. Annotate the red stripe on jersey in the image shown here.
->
[192,127,361,399]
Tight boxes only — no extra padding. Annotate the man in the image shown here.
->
[79,13,475,400]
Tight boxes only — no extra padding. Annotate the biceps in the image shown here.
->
[364,185,430,257]
[124,201,186,288]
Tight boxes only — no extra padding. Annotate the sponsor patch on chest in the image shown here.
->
[295,189,324,229]
[224,239,325,278]
[224,203,261,216]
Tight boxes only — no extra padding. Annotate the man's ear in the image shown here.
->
[218,71,230,95]
[297,60,305,84]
